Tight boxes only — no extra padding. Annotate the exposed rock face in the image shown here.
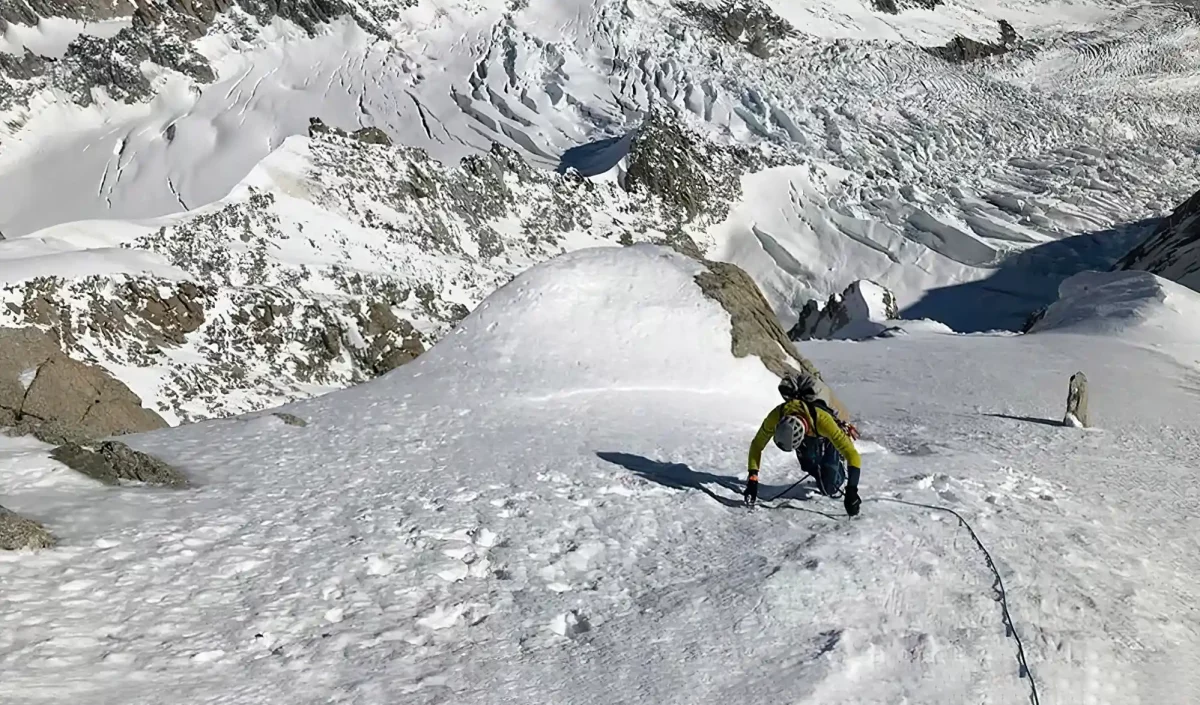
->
[927,20,1021,64]
[309,119,394,147]
[871,0,941,14]
[623,108,772,257]
[49,440,188,487]
[789,280,900,341]
[1114,189,1200,290]
[693,258,851,418]
[0,505,55,550]
[0,327,167,436]
[1065,371,1089,428]
[675,0,796,58]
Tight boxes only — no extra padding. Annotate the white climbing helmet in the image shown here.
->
[773,413,811,452]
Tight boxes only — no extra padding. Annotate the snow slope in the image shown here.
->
[1,245,1197,704]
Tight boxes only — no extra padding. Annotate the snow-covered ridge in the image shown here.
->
[1026,269,1200,346]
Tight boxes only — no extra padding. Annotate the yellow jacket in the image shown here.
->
[748,399,861,475]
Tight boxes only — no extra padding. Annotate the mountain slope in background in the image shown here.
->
[1,244,1197,703]
[1,117,734,422]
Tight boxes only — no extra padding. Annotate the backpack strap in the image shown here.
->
[806,397,856,439]
[804,399,825,440]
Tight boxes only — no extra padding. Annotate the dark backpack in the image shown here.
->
[802,396,853,439]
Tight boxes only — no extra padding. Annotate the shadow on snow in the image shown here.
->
[556,132,635,177]
[900,218,1157,333]
[595,451,823,509]
[984,413,1065,428]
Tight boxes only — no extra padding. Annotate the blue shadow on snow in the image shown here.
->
[900,217,1157,333]
[556,131,636,177]
[596,451,819,508]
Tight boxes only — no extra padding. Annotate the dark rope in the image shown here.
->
[761,477,810,503]
[752,481,1040,705]
[872,497,1041,705]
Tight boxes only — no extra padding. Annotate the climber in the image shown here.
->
[744,370,862,516]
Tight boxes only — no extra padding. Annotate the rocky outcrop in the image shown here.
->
[309,118,393,146]
[871,0,941,14]
[49,440,188,487]
[927,20,1020,64]
[789,280,900,341]
[624,107,768,250]
[1064,371,1089,428]
[273,412,307,426]
[0,327,167,437]
[694,258,850,418]
[676,0,796,58]
[0,505,55,550]
[1113,189,1200,290]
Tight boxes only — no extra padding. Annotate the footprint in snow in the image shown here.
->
[549,610,591,639]
[431,527,501,583]
[364,555,395,576]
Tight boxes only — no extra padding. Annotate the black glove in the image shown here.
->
[844,485,861,517]
[743,476,759,506]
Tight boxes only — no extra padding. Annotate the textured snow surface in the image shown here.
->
[1,246,1198,704]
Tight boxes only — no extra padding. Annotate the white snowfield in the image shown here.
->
[3,0,1200,332]
[2,246,1198,704]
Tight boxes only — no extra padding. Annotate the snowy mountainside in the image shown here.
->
[2,244,1197,703]
[4,0,1200,284]
[0,124,696,423]
[2,0,1200,419]
[1027,268,1200,357]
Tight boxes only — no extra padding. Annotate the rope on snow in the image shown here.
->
[871,497,1040,705]
[759,486,1041,705]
